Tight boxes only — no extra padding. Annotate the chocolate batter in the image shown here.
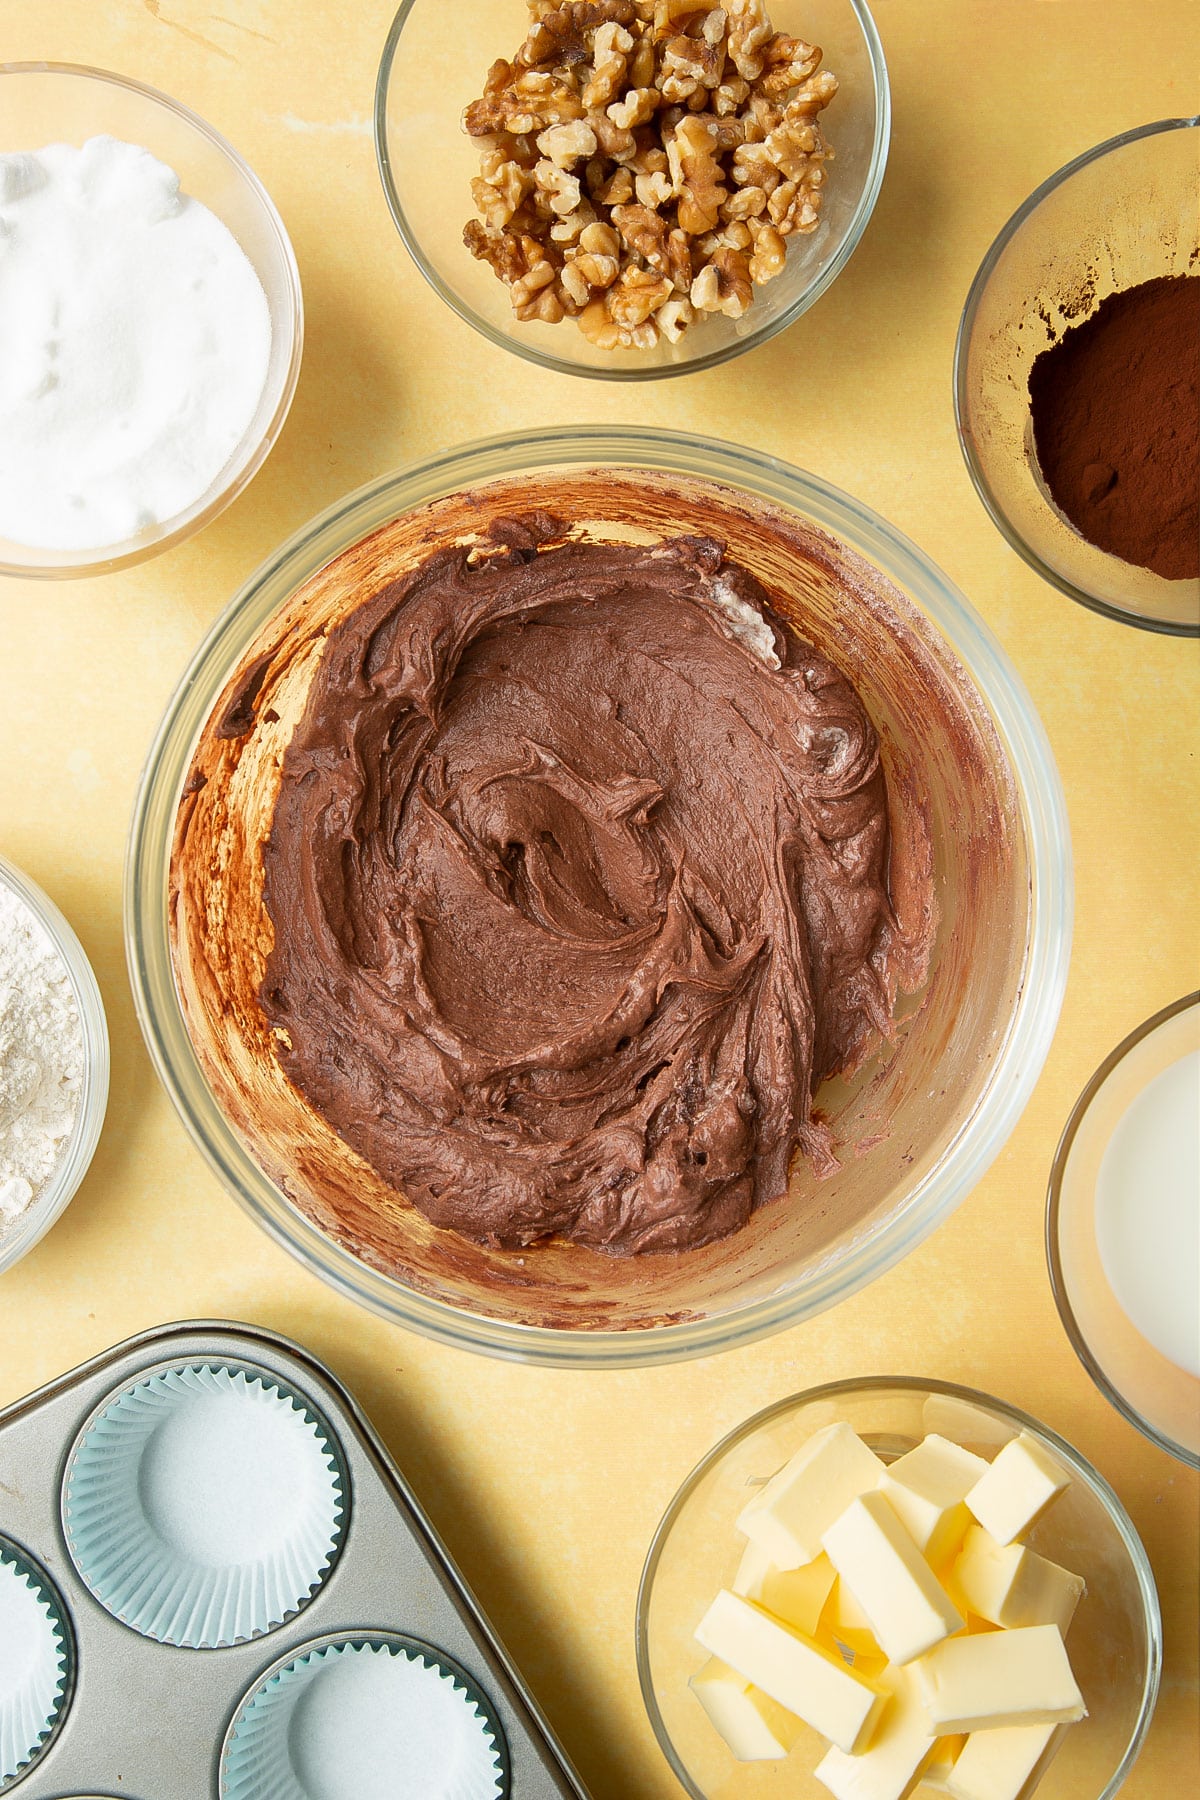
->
[258,517,907,1256]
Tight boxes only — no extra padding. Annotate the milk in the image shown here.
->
[1094,1048,1200,1378]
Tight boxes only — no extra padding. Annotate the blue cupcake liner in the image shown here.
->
[222,1633,509,1800]
[62,1361,348,1649]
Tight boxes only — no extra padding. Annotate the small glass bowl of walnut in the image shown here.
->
[375,0,889,378]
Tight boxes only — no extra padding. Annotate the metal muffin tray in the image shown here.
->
[0,1319,593,1799]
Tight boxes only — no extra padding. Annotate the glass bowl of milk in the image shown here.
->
[0,63,302,578]
[1048,993,1200,1467]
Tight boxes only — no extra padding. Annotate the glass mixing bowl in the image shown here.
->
[0,854,109,1278]
[955,117,1200,636]
[0,63,303,580]
[637,1378,1161,1800]
[374,0,889,379]
[126,426,1071,1367]
[1047,993,1200,1470]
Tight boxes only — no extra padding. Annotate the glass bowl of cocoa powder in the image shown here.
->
[955,117,1199,636]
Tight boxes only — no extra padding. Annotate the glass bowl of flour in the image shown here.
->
[0,63,303,579]
[0,854,108,1276]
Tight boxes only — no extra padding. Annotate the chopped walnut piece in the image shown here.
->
[748,219,786,282]
[584,20,635,107]
[464,0,835,349]
[537,119,599,166]
[470,160,535,231]
[608,263,674,325]
[608,85,660,128]
[725,0,773,79]
[692,244,752,316]
[722,182,767,220]
[635,167,674,208]
[535,158,584,216]
[669,115,727,234]
[758,33,822,99]
[657,293,695,341]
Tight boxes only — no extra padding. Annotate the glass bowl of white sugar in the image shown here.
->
[0,63,303,579]
[0,853,109,1275]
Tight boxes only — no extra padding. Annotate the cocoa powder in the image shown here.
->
[1028,274,1199,581]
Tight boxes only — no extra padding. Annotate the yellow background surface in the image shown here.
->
[1,2,1196,1794]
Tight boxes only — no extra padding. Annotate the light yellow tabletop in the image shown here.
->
[1,2,1196,1794]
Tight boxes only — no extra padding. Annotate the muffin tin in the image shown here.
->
[0,1319,592,1799]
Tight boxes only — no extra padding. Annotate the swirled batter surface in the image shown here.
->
[260,518,905,1254]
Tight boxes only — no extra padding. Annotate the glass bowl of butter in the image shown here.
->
[637,1377,1160,1800]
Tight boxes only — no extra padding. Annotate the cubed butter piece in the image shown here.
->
[695,1588,888,1754]
[823,1489,964,1665]
[732,1540,837,1636]
[814,1664,935,1800]
[737,1422,885,1567]
[915,1624,1086,1734]
[965,1434,1069,1545]
[952,1525,1085,1635]
[881,1434,990,1566]
[944,1722,1064,1800]
[689,1656,805,1760]
[764,1557,839,1637]
[731,1536,773,1598]
[824,1573,884,1653]
[921,1735,967,1793]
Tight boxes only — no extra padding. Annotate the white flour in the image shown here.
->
[0,882,84,1231]
[0,135,272,552]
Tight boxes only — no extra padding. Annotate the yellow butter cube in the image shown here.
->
[814,1664,935,1800]
[689,1656,805,1760]
[824,1572,884,1653]
[916,1625,1085,1734]
[965,1434,1069,1546]
[731,1536,773,1598]
[952,1525,1085,1635]
[881,1434,990,1567]
[695,1588,888,1754]
[944,1721,1064,1800]
[823,1489,964,1665]
[921,1734,967,1793]
[737,1422,885,1567]
[764,1557,839,1637]
[732,1540,837,1636]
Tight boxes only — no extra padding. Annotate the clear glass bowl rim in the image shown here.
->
[635,1374,1163,1800]
[125,423,1072,1368]
[1046,989,1200,1469]
[0,852,109,1277]
[0,59,304,581]
[373,0,891,382]
[952,115,1200,639]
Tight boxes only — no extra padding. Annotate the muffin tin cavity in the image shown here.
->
[0,1538,72,1789]
[62,1362,348,1649]
[222,1634,509,1800]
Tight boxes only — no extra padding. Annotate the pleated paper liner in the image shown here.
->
[0,1537,72,1789]
[62,1361,348,1649]
[221,1633,510,1800]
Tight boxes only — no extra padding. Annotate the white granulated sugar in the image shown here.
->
[0,135,271,552]
[0,884,84,1231]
